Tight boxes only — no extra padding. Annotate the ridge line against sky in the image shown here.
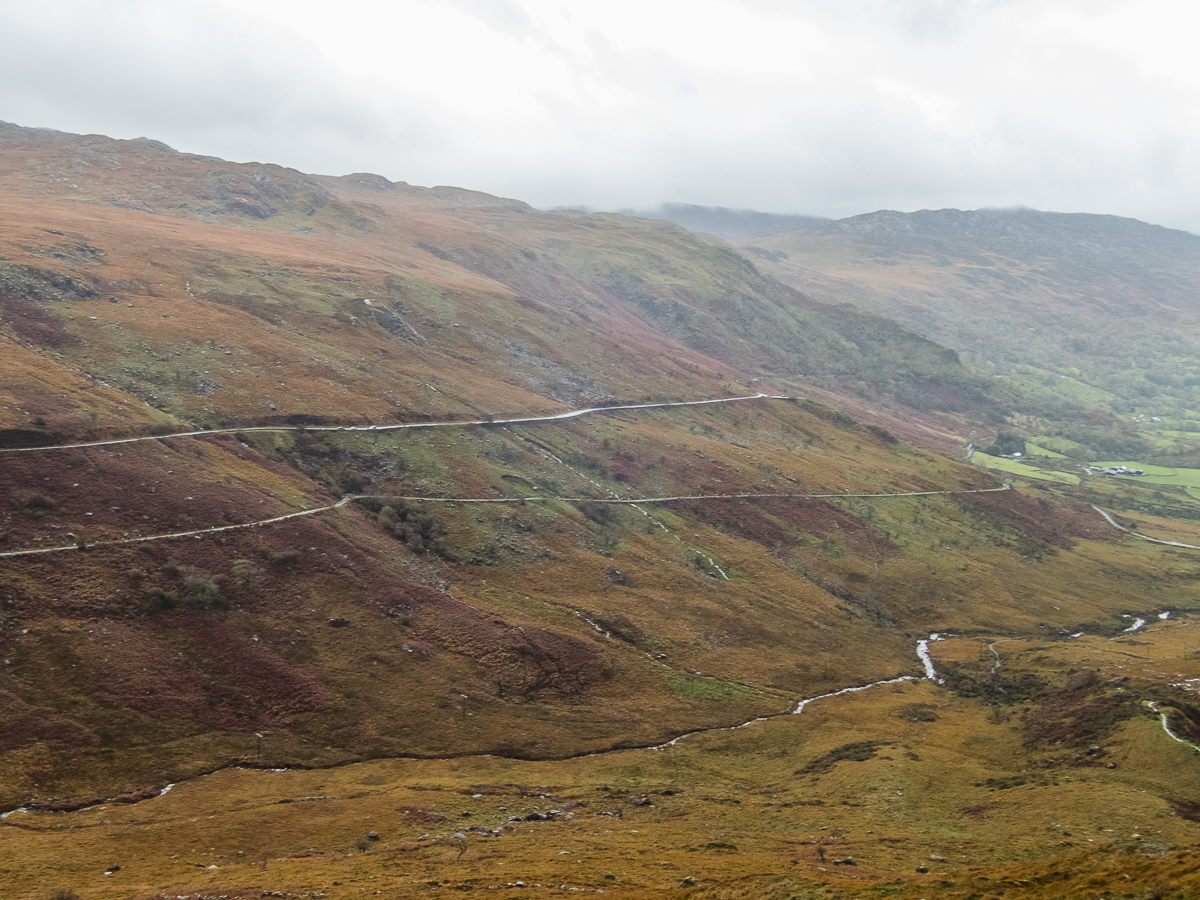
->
[3,0,1199,233]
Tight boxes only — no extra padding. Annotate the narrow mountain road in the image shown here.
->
[0,486,1010,559]
[0,497,356,558]
[0,393,791,455]
[0,387,1005,559]
[1092,504,1200,550]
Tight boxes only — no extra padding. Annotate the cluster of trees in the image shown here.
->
[360,497,449,557]
[981,432,1026,457]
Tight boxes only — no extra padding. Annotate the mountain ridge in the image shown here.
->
[742,204,1200,458]
[620,201,829,242]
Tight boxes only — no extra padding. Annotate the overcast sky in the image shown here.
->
[3,0,1200,230]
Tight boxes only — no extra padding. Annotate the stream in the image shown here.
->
[2,615,1193,822]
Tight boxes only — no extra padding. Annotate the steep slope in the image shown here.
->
[0,120,1001,452]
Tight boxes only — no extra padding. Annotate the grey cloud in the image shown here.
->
[444,0,536,35]
[2,0,1200,233]
[0,0,440,173]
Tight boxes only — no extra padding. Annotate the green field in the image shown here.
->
[1093,461,1200,499]
[1023,441,1067,458]
[971,452,1080,484]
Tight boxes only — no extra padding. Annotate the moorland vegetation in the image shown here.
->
[2,122,1200,899]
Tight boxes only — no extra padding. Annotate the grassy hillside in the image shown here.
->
[743,207,1200,458]
[3,125,1200,899]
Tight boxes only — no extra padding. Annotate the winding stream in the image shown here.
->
[915,634,945,684]
[1146,702,1200,754]
[2,614,1193,821]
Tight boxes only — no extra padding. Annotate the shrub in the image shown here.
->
[577,501,613,524]
[143,587,177,612]
[377,501,448,557]
[266,548,302,566]
[18,493,56,520]
[865,424,897,444]
[182,574,227,610]
[982,432,1026,457]
[897,703,939,722]
[939,662,1047,705]
[338,473,366,495]
[798,741,889,775]
[586,611,647,648]
[159,561,228,610]
[231,558,263,593]
[356,496,384,513]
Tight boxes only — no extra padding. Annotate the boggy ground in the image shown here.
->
[6,624,1200,900]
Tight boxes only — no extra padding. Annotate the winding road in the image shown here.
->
[0,393,791,455]
[0,390,1010,559]
[0,486,1012,559]
[1091,505,1200,550]
[3,392,1196,817]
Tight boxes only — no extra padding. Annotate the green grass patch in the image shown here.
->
[667,673,741,701]
[972,454,1079,484]
[1023,442,1066,458]
[1093,462,1200,488]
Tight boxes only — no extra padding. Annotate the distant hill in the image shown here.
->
[624,202,828,242]
[742,207,1200,455]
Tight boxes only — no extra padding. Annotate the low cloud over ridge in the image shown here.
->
[2,0,1199,231]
